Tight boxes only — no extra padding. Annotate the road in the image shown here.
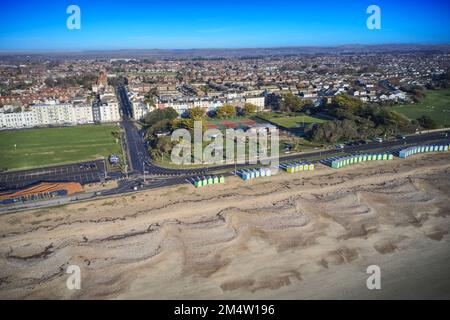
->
[116,85,209,176]
[117,85,148,174]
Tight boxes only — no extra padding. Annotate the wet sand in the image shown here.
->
[0,153,449,299]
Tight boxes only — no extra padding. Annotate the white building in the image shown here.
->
[0,106,37,128]
[155,96,265,115]
[132,100,153,120]
[0,101,95,129]
[31,101,94,126]
[244,96,265,111]
[99,93,121,122]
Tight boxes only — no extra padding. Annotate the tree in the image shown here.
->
[265,93,280,111]
[188,107,206,120]
[417,115,437,129]
[143,107,178,127]
[308,118,379,143]
[144,89,157,106]
[242,103,257,115]
[216,104,236,119]
[156,136,173,154]
[331,94,363,112]
[280,93,309,112]
[147,119,172,137]
[172,118,207,133]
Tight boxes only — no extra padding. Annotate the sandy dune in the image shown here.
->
[0,153,449,299]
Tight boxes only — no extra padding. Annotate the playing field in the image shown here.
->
[391,89,450,128]
[0,125,123,171]
[269,115,327,128]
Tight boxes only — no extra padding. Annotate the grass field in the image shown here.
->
[268,115,328,128]
[391,89,450,128]
[0,125,123,171]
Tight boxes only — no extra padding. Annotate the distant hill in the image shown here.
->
[1,44,450,61]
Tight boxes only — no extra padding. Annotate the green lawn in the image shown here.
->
[269,115,328,128]
[0,125,123,171]
[391,89,450,128]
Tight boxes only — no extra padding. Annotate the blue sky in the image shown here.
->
[0,0,449,51]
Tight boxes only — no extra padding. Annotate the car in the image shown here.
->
[373,137,383,143]
[336,144,345,149]
[397,135,406,140]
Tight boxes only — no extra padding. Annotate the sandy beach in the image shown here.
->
[0,153,449,299]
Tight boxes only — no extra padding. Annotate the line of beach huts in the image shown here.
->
[189,143,450,187]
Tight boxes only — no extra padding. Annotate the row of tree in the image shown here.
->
[306,93,437,143]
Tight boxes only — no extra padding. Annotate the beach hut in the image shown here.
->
[213,176,219,184]
[219,176,225,184]
[331,160,339,169]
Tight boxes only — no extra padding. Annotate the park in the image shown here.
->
[0,124,123,171]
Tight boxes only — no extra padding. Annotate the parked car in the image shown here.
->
[397,135,406,140]
[373,137,383,143]
[336,144,345,149]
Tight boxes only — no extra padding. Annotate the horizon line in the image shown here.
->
[1,43,450,54]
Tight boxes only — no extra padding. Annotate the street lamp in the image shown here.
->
[142,161,147,183]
